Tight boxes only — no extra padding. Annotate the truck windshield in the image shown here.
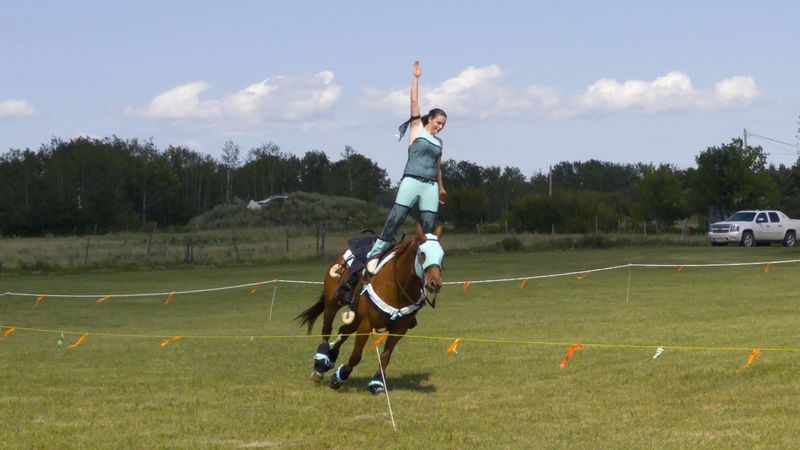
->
[726,212,756,221]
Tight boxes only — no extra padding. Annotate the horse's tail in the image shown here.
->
[295,292,326,334]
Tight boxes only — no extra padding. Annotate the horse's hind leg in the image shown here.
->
[311,291,344,383]
[313,315,357,384]
[312,341,335,383]
[329,321,371,390]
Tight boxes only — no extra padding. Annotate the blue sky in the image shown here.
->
[2,1,799,180]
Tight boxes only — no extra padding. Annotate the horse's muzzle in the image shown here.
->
[424,266,442,294]
[426,280,441,294]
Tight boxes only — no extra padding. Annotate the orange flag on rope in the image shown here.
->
[462,281,472,292]
[764,263,771,273]
[96,295,113,304]
[576,271,591,280]
[159,336,183,347]
[2,327,17,337]
[164,291,176,305]
[743,348,761,368]
[559,343,583,368]
[447,338,462,354]
[34,294,47,308]
[676,265,686,272]
[67,333,89,349]
[519,278,529,290]
[366,329,387,351]
[250,283,262,294]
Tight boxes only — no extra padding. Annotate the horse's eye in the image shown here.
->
[419,252,427,264]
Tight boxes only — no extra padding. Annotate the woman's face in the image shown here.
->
[428,115,447,135]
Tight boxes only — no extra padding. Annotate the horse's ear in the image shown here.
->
[434,224,443,240]
[415,223,425,241]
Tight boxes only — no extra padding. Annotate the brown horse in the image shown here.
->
[296,223,444,394]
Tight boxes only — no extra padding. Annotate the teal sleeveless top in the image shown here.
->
[402,127,442,181]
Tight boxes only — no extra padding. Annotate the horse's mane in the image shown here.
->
[392,235,420,256]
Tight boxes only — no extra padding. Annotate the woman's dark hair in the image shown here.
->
[397,108,447,141]
[421,108,447,126]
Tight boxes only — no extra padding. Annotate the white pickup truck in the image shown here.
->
[708,210,799,247]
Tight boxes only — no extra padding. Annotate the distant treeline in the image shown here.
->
[1,136,798,236]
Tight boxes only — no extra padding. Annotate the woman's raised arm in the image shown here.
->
[410,60,421,119]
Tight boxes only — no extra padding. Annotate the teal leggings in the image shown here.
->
[368,177,438,257]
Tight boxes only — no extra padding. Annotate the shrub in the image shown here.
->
[500,237,525,252]
[187,192,390,231]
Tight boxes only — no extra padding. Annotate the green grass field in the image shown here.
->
[2,246,800,448]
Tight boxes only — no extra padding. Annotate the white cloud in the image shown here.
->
[713,75,759,107]
[361,66,760,120]
[565,71,759,117]
[362,64,512,119]
[360,86,407,115]
[130,71,342,125]
[0,99,37,118]
[137,81,220,120]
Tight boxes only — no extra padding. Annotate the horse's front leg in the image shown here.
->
[329,321,372,390]
[368,330,406,395]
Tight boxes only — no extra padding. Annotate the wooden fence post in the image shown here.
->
[232,237,240,262]
[321,221,326,257]
[84,235,91,265]
[145,222,157,264]
[315,221,320,257]
[185,236,193,263]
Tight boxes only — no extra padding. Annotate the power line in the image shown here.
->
[747,131,799,150]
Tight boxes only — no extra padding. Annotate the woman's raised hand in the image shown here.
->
[413,60,422,78]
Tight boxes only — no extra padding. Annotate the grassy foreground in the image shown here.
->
[2,246,800,448]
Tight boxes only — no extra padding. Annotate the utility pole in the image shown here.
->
[549,166,554,235]
[743,128,748,149]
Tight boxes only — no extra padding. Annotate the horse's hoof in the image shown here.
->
[369,386,385,395]
[368,379,385,395]
[341,310,355,325]
[329,378,343,390]
[311,371,324,383]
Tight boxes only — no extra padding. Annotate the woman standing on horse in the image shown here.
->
[366,60,447,271]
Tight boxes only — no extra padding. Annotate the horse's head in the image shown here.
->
[414,224,444,294]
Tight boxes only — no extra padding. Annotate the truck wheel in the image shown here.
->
[740,231,754,247]
[783,231,796,247]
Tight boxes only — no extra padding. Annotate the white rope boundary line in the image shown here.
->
[441,263,631,285]
[441,258,800,285]
[4,258,800,299]
[4,279,321,299]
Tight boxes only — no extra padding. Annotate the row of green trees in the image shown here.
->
[444,139,800,234]
[0,138,391,235]
[1,135,798,236]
